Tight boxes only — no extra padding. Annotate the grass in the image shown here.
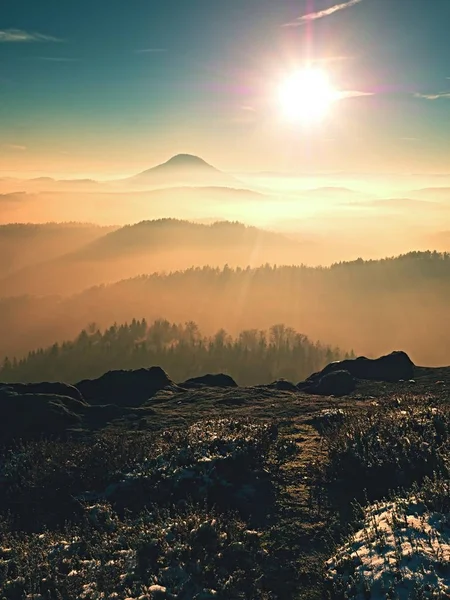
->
[0,505,273,599]
[0,433,159,531]
[317,395,450,599]
[326,478,450,599]
[0,418,299,599]
[317,395,450,504]
[1,388,449,599]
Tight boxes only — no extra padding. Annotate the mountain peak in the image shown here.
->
[133,154,218,179]
[150,154,217,173]
[129,153,241,187]
[163,154,212,167]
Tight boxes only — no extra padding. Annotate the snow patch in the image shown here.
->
[327,497,450,599]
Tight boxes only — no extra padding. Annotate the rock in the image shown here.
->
[147,585,168,599]
[0,381,84,401]
[181,373,238,389]
[0,388,83,440]
[76,366,173,406]
[299,351,415,387]
[268,379,298,392]
[302,370,356,397]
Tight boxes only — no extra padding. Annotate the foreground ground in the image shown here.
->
[0,364,449,599]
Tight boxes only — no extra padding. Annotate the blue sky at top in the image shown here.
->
[0,0,449,175]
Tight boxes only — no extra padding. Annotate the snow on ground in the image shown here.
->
[326,496,450,599]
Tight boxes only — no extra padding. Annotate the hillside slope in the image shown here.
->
[0,220,302,295]
[1,253,450,364]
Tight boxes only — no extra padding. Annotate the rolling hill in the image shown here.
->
[0,222,117,278]
[0,219,303,296]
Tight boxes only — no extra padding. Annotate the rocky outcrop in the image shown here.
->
[268,379,298,392]
[76,366,173,406]
[300,370,356,397]
[0,384,157,440]
[181,373,238,389]
[299,351,415,390]
[0,387,84,440]
[1,381,84,401]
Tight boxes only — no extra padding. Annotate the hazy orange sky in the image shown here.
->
[1,0,450,179]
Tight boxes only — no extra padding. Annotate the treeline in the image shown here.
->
[0,319,351,386]
[3,252,450,366]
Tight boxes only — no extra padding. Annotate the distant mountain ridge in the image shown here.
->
[75,219,297,260]
[0,218,302,296]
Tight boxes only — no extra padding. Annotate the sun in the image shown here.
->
[278,67,338,124]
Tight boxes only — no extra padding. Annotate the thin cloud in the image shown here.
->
[240,105,256,112]
[414,92,450,100]
[3,144,27,151]
[338,90,374,99]
[284,0,364,27]
[136,48,167,54]
[0,29,61,43]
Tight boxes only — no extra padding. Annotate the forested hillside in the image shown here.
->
[2,252,450,365]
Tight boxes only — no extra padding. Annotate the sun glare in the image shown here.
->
[279,68,337,124]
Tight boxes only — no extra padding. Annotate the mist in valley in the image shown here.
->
[3,155,450,280]
[2,154,450,372]
[2,252,450,369]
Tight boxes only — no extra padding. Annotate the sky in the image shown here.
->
[1,0,450,177]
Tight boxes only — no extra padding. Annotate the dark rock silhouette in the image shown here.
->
[0,384,156,439]
[1,381,84,401]
[76,366,173,406]
[0,354,419,441]
[181,373,238,389]
[268,379,298,392]
[299,351,415,389]
[0,388,83,440]
[300,370,356,397]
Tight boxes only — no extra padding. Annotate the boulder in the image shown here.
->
[0,388,83,440]
[76,366,173,406]
[0,381,84,401]
[268,379,298,392]
[181,373,238,389]
[301,370,355,397]
[299,351,415,387]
